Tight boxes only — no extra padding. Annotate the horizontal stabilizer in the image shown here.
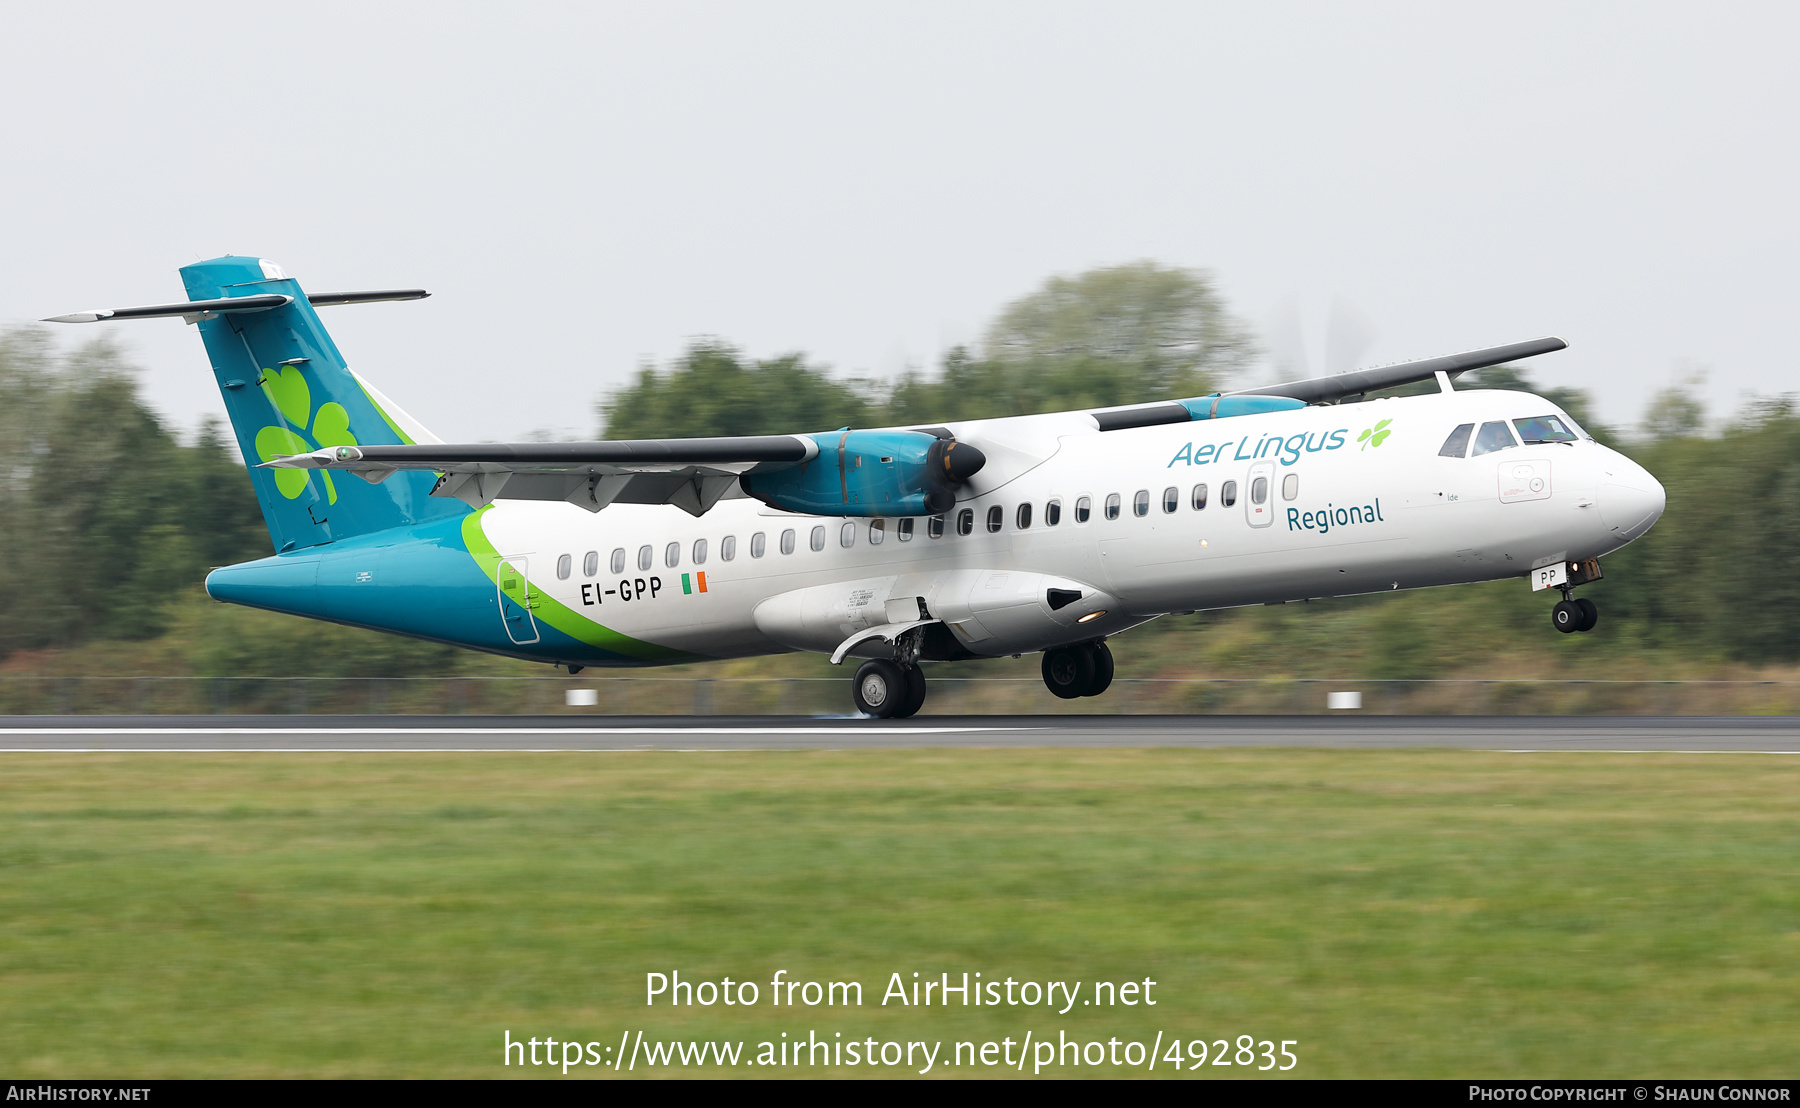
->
[44,289,428,323]
[43,293,292,323]
[1235,336,1568,404]
[264,435,821,515]
[307,289,430,307]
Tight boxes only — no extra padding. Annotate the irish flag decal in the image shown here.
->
[681,572,708,595]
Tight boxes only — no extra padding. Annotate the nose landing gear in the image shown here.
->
[1552,588,1599,634]
[1042,641,1115,699]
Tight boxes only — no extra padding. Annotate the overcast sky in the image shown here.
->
[3,2,1794,441]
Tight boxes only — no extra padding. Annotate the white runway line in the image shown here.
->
[0,748,771,753]
[1499,748,1800,755]
[0,725,1030,737]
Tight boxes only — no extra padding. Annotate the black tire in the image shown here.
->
[853,659,907,717]
[1552,600,1582,634]
[1575,597,1599,633]
[1083,641,1115,697]
[893,665,927,719]
[1042,646,1095,699]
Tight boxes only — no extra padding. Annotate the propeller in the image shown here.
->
[1265,293,1378,381]
[924,437,985,513]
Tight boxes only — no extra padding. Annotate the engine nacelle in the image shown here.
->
[739,430,984,517]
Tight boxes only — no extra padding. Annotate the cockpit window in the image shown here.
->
[1471,420,1518,456]
[1513,414,1580,444]
[1439,423,1474,458]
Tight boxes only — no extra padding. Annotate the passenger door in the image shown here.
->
[496,556,541,644]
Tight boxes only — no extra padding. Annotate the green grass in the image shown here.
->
[2,750,1797,1078]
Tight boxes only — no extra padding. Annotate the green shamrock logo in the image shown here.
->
[252,367,358,503]
[1357,418,1392,451]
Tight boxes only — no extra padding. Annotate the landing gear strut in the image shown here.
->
[1042,641,1114,699]
[1552,586,1599,634]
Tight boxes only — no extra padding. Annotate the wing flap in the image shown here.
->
[266,435,817,515]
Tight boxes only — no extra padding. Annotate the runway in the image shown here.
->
[2,715,1799,752]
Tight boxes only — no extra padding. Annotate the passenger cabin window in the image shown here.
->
[1162,487,1179,513]
[1514,414,1580,444]
[810,525,826,551]
[779,529,795,555]
[986,505,1003,533]
[1221,481,1238,507]
[583,551,599,577]
[1046,499,1062,526]
[957,509,974,536]
[928,515,945,539]
[665,542,680,568]
[1133,490,1150,517]
[556,554,571,580]
[1250,477,1268,505]
[869,520,885,545]
[637,545,653,571]
[1192,483,1208,510]
[1075,496,1092,523]
[1471,421,1518,456]
[840,522,856,548]
[692,538,707,564]
[611,548,626,575]
[1017,502,1032,529]
[1439,423,1474,458]
[1104,493,1121,520]
[721,535,737,561]
[1282,473,1299,500]
[898,518,914,541]
[752,531,767,558]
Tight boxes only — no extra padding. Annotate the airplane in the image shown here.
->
[46,255,1667,718]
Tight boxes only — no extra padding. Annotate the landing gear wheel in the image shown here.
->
[1042,646,1096,699]
[1574,597,1599,633]
[1083,641,1115,697]
[853,659,907,718]
[1552,600,1582,634]
[893,665,927,719]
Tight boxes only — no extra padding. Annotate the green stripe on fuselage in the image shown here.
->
[460,507,691,662]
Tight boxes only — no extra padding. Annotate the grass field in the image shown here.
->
[2,750,1797,1078]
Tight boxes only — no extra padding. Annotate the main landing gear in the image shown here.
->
[1042,640,1115,699]
[1552,587,1599,634]
[852,658,927,719]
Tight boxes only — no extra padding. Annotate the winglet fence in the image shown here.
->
[1,676,1796,716]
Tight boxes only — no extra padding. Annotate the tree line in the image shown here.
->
[2,260,1794,672]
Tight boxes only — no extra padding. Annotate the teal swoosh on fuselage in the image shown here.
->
[205,512,691,666]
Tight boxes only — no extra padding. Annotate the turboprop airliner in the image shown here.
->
[47,256,1666,717]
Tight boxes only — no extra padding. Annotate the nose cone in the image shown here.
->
[1599,457,1666,544]
[940,440,986,482]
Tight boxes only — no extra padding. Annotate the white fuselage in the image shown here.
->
[472,389,1665,664]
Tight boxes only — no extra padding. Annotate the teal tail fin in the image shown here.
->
[181,256,467,553]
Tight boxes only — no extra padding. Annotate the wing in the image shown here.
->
[267,435,820,515]
[268,337,1567,516]
[1076,337,1571,433]
[1234,336,1568,404]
